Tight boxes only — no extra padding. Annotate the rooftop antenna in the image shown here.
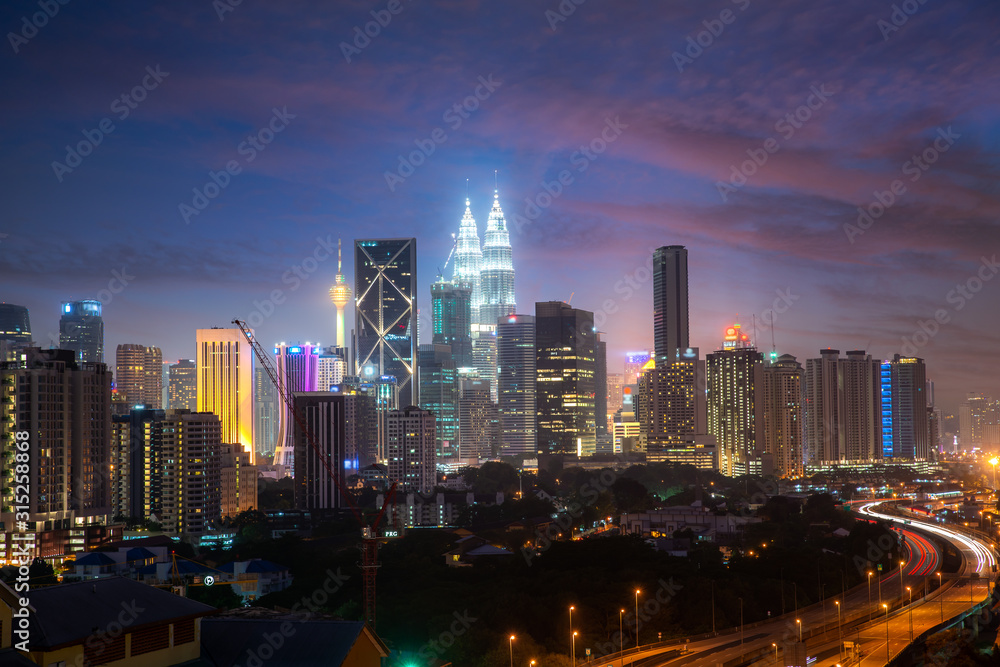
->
[466,178,469,200]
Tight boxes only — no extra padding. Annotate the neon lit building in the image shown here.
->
[706,325,763,476]
[196,327,255,463]
[479,189,516,326]
[882,355,928,459]
[274,343,320,468]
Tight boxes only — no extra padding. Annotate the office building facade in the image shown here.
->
[196,328,255,463]
[387,406,437,493]
[168,359,196,411]
[115,344,163,408]
[431,280,473,368]
[653,246,689,366]
[59,300,104,364]
[497,314,536,457]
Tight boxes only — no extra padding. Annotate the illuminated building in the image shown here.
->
[624,351,651,386]
[317,346,347,390]
[291,393,348,510]
[479,188,516,326]
[196,327,255,463]
[762,354,804,478]
[639,347,714,468]
[497,314,536,456]
[328,239,353,349]
[452,198,483,324]
[220,441,257,517]
[882,355,929,459]
[653,245,689,366]
[1,348,112,532]
[59,300,104,363]
[431,279,473,367]
[0,302,31,361]
[418,343,459,465]
[607,373,624,416]
[387,406,437,493]
[959,393,994,450]
[168,359,196,410]
[471,324,498,401]
[535,301,597,456]
[115,343,163,408]
[111,406,166,520]
[254,364,279,460]
[595,334,607,439]
[160,410,223,536]
[804,349,881,464]
[355,238,418,407]
[706,325,763,476]
[459,376,500,462]
[274,343,320,468]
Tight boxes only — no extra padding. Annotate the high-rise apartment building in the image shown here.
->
[160,411,223,536]
[471,325,498,402]
[291,392,348,511]
[196,327,255,463]
[111,406,166,520]
[220,442,257,518]
[762,354,804,478]
[804,349,882,463]
[418,343,459,465]
[458,377,500,462]
[497,314,536,457]
[706,326,764,476]
[168,359,196,411]
[431,280,473,368]
[1,348,112,531]
[535,302,597,455]
[653,246,689,366]
[959,393,993,450]
[274,343,319,468]
[59,300,104,363]
[355,238,418,407]
[479,190,516,327]
[387,406,437,493]
[882,355,929,459]
[317,346,347,390]
[253,364,279,458]
[115,344,163,408]
[607,373,624,422]
[0,303,31,361]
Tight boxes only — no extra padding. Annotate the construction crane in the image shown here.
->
[232,319,397,628]
[437,232,458,281]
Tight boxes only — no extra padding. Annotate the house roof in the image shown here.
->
[126,547,157,561]
[74,552,116,566]
[465,544,512,557]
[25,577,215,649]
[199,619,388,666]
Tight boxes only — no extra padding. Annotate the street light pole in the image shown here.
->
[572,631,577,667]
[883,603,890,664]
[569,606,574,661]
[835,600,842,660]
[509,635,515,667]
[907,587,913,642]
[867,571,873,622]
[739,597,744,647]
[634,589,641,654]
[796,619,801,642]
[619,609,625,667]
[772,642,778,666]
[899,560,906,603]
[937,572,943,622]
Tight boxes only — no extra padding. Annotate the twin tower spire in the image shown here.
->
[452,180,516,326]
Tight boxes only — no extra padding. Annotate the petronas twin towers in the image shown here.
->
[453,189,516,325]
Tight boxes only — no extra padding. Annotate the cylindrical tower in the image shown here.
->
[329,239,352,348]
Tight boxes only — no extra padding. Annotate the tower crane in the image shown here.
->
[232,319,396,629]
[437,232,458,281]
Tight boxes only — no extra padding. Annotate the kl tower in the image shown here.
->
[329,239,352,348]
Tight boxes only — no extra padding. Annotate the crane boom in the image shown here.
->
[232,319,396,628]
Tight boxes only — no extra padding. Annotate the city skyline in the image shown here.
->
[2,2,1000,414]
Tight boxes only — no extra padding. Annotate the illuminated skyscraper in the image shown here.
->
[0,303,31,361]
[317,346,347,390]
[292,393,348,510]
[452,199,483,324]
[497,314,536,456]
[431,279,473,368]
[763,354,804,478]
[196,327,255,463]
[418,343,459,465]
[254,364,279,458]
[624,351,651,386]
[535,302,597,456]
[706,325,763,476]
[59,300,104,363]
[328,239,353,349]
[458,377,499,462]
[653,246,689,366]
[274,343,320,468]
[387,406,437,493]
[479,189,516,326]
[355,238,417,408]
[804,349,881,463]
[115,344,163,408]
[882,355,929,459]
[168,359,196,410]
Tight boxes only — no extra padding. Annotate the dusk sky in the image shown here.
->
[3,0,999,414]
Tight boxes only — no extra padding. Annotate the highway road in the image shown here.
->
[585,501,996,667]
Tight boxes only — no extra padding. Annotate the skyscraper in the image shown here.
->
[479,189,516,326]
[418,343,459,465]
[497,314,536,457]
[653,246,689,366]
[387,406,437,493]
[196,327,255,463]
[254,364,279,458]
[0,303,31,360]
[595,334,607,438]
[59,300,104,363]
[763,354,804,478]
[329,239,353,349]
[535,302,597,456]
[458,378,500,462]
[1,348,112,531]
[160,410,223,536]
[115,344,163,408]
[804,349,882,463]
[431,279,473,367]
[882,355,929,459]
[452,198,483,324]
[111,406,166,520]
[317,346,347,390]
[274,343,320,468]
[292,392,348,511]
[355,238,418,407]
[624,351,651,386]
[168,359,196,411]
[706,325,764,476]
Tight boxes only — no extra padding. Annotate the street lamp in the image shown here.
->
[883,603,890,664]
[835,600,842,660]
[634,589,641,653]
[899,560,906,602]
[796,619,802,642]
[738,597,744,647]
[867,571,873,621]
[568,606,574,660]
[509,635,515,667]
[906,586,913,642]
[990,457,998,489]
[772,642,778,665]
[571,631,578,667]
[619,609,625,667]
[937,572,943,621]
